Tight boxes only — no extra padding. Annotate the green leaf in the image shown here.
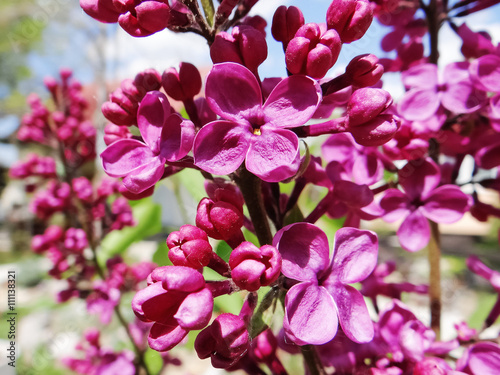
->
[100,197,162,261]
[174,168,206,202]
[152,240,172,267]
[215,240,232,262]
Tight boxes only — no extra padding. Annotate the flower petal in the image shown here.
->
[328,227,378,285]
[398,158,440,201]
[175,288,213,330]
[122,156,165,193]
[246,127,300,182]
[421,185,471,223]
[380,188,411,222]
[273,222,330,282]
[101,139,155,177]
[329,284,374,343]
[470,54,500,93]
[441,81,486,114]
[397,209,430,252]
[263,75,321,128]
[194,121,251,176]
[132,282,179,322]
[475,142,500,169]
[149,316,189,351]
[402,64,438,90]
[138,91,171,152]
[160,113,195,161]
[398,89,440,121]
[161,266,205,292]
[284,283,338,345]
[205,62,262,122]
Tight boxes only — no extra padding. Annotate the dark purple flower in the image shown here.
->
[273,222,378,345]
[194,62,321,182]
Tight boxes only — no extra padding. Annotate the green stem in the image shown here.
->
[301,345,326,375]
[200,0,215,27]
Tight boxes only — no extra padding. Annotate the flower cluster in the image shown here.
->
[13,0,500,373]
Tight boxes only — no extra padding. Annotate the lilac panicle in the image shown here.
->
[101,91,195,193]
[194,62,321,182]
[273,222,378,345]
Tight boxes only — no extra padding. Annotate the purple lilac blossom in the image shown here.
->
[101,91,194,193]
[193,62,321,182]
[273,222,378,345]
[380,157,471,252]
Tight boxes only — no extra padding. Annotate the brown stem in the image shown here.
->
[428,220,442,339]
[234,167,273,246]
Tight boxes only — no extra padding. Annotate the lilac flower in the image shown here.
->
[194,62,321,182]
[101,91,194,193]
[380,158,471,252]
[398,63,487,121]
[273,222,378,345]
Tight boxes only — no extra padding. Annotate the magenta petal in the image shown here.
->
[263,75,321,128]
[135,1,170,33]
[161,113,195,161]
[398,89,440,121]
[352,152,384,186]
[402,64,438,90]
[246,127,300,182]
[101,139,155,177]
[284,283,338,346]
[205,63,262,122]
[80,0,120,23]
[397,209,430,252]
[421,185,471,223]
[149,316,189,351]
[175,288,213,330]
[194,121,251,175]
[468,342,500,375]
[470,54,500,93]
[330,284,374,343]
[122,156,165,193]
[475,142,500,169]
[273,222,330,282]
[138,91,171,153]
[132,282,175,322]
[441,81,486,114]
[398,158,440,201]
[329,227,378,284]
[161,266,205,292]
[380,189,411,222]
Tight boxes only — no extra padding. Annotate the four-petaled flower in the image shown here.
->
[101,91,194,193]
[194,62,321,182]
[273,222,378,345]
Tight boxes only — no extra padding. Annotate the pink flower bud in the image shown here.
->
[345,53,384,87]
[103,123,132,145]
[271,6,304,48]
[118,1,170,37]
[326,0,373,43]
[161,62,202,101]
[166,225,213,269]
[195,313,250,369]
[196,197,244,246]
[72,177,94,203]
[64,228,88,253]
[134,69,162,96]
[347,88,392,126]
[349,114,400,146]
[210,25,267,75]
[229,242,281,292]
[80,0,120,23]
[286,23,341,79]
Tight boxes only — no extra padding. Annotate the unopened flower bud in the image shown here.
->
[210,25,267,75]
[347,88,392,126]
[162,62,202,101]
[286,23,341,79]
[134,69,162,95]
[167,225,213,269]
[326,0,373,43]
[196,197,244,247]
[345,53,384,87]
[80,0,121,23]
[349,114,400,146]
[271,6,304,49]
[118,1,170,37]
[229,242,281,292]
[103,123,132,145]
[195,313,250,369]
